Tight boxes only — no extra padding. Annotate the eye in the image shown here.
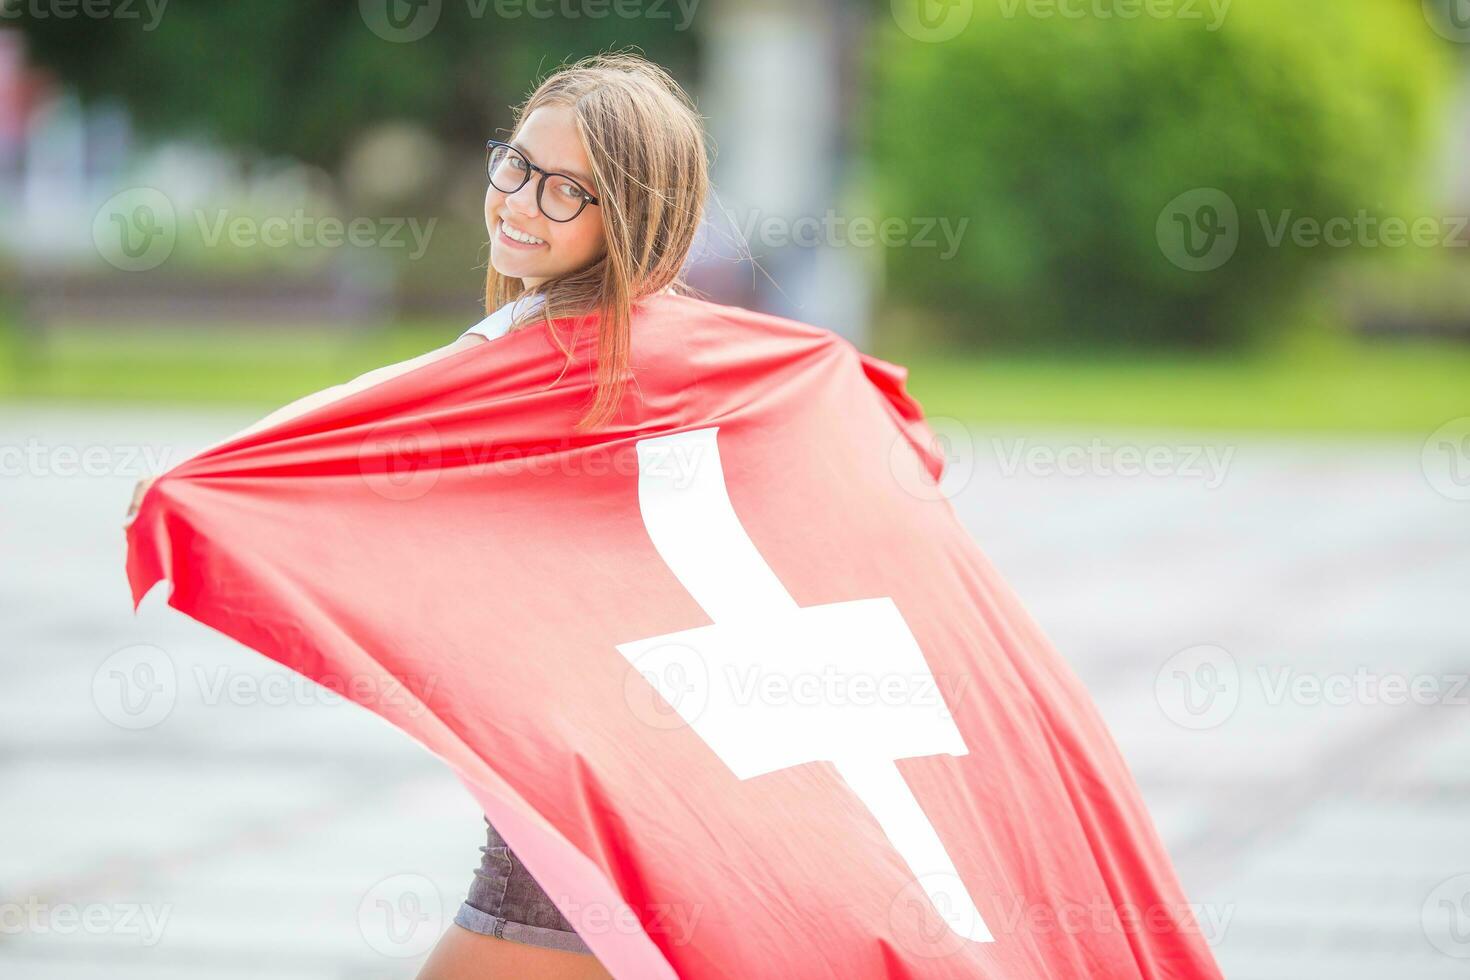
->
[550,177,586,201]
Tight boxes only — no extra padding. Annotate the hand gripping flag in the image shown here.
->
[126,293,1223,979]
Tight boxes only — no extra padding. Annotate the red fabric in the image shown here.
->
[125,292,1222,979]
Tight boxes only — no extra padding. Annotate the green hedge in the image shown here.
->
[866,0,1451,348]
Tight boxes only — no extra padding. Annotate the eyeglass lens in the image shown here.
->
[487,144,590,222]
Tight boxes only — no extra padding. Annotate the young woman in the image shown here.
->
[126,52,709,979]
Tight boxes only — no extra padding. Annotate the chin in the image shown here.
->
[489,252,541,282]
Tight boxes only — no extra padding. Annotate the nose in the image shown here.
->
[504,177,540,218]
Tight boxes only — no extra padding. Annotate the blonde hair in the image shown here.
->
[486,51,710,432]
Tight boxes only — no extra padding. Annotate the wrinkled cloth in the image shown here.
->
[126,292,1222,979]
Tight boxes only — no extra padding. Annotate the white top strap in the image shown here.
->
[460,290,548,341]
[459,285,676,342]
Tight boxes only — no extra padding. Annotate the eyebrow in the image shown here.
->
[508,140,596,191]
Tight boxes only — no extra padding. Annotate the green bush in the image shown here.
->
[866,0,1452,348]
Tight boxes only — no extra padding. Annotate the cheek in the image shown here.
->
[484,187,506,230]
[560,214,606,262]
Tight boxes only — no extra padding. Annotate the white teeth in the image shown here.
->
[500,221,545,245]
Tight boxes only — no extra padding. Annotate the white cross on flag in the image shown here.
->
[127,293,1222,979]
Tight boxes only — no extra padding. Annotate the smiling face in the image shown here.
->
[485,105,607,290]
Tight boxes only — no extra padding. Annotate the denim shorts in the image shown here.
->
[454,816,593,955]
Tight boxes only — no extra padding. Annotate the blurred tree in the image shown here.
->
[866,0,1452,349]
[15,3,700,169]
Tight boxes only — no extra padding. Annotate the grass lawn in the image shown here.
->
[2,317,1467,434]
[891,340,1470,434]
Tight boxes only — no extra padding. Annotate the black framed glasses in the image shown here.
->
[485,139,600,223]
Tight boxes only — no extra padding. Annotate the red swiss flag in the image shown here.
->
[126,292,1223,979]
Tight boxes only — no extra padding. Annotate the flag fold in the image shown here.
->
[125,293,1221,980]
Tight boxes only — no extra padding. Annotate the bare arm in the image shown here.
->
[124,332,487,525]
[214,331,488,447]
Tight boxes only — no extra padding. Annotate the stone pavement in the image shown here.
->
[2,404,1466,978]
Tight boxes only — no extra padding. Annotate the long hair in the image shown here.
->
[485,51,710,432]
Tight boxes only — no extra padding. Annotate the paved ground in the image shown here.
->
[2,403,1467,978]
